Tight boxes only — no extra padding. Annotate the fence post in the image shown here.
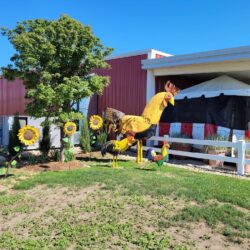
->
[237,140,245,176]
[164,135,169,142]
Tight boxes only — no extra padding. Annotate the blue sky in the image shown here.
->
[1,0,250,66]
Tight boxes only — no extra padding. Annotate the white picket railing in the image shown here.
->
[142,135,250,176]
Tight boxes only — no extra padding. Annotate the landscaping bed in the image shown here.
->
[19,160,88,172]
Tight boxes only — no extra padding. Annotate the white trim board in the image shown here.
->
[142,45,250,70]
[105,49,172,60]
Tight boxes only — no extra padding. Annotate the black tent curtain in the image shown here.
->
[160,95,250,130]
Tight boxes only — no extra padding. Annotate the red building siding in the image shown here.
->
[0,77,25,116]
[0,54,148,117]
[95,54,148,115]
[155,54,166,59]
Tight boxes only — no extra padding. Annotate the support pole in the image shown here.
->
[137,140,143,163]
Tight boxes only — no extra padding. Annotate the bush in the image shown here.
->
[234,137,250,156]
[97,131,107,147]
[8,115,22,156]
[79,116,91,152]
[245,138,250,156]
[51,149,60,162]
[171,133,191,147]
[205,134,228,153]
[39,125,51,158]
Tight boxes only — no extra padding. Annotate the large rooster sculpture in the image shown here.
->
[101,81,179,166]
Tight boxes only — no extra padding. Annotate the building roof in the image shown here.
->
[105,49,171,60]
[142,45,250,70]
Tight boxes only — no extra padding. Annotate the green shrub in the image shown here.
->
[51,149,60,162]
[97,131,107,147]
[171,133,191,139]
[79,116,91,152]
[171,133,191,147]
[63,137,75,162]
[205,134,228,153]
[39,125,51,157]
[245,138,250,156]
[8,115,22,156]
[234,137,250,156]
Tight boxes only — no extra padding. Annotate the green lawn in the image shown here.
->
[0,161,249,249]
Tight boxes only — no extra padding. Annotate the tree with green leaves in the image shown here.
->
[1,15,112,161]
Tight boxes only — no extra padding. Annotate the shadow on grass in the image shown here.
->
[135,167,157,171]
[0,174,14,179]
[76,156,129,163]
[94,164,113,168]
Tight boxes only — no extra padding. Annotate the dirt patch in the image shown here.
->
[76,150,136,161]
[19,160,88,172]
[0,185,8,192]
[167,222,245,250]
[1,184,103,232]
[0,186,249,249]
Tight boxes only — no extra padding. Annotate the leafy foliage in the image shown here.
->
[1,15,112,160]
[79,116,91,152]
[97,130,107,147]
[205,134,228,152]
[1,15,112,124]
[63,137,75,162]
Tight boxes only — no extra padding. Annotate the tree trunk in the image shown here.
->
[60,127,65,162]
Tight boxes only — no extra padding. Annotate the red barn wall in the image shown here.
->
[155,54,166,59]
[0,77,25,116]
[95,54,148,116]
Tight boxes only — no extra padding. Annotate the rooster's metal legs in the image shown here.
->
[137,140,143,163]
[112,155,118,168]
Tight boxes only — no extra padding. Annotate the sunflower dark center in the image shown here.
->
[93,119,99,125]
[67,125,73,131]
[23,130,35,140]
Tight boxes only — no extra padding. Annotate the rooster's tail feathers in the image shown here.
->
[101,141,115,156]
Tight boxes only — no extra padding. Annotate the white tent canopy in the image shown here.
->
[175,75,250,100]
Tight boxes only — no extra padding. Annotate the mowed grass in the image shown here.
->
[14,161,250,209]
[0,161,249,249]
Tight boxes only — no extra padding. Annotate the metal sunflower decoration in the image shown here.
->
[64,121,77,137]
[18,125,40,146]
[89,115,103,131]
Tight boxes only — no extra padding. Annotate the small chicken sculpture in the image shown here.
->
[101,136,135,167]
[147,142,169,167]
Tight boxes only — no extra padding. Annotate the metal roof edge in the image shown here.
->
[105,49,172,60]
[142,45,250,69]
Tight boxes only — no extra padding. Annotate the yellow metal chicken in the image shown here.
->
[101,136,135,167]
[102,81,179,165]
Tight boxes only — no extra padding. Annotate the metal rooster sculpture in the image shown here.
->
[101,136,135,167]
[147,142,170,167]
[101,81,179,167]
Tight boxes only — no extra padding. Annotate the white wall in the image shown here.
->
[1,116,80,149]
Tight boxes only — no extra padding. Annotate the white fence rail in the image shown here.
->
[143,136,249,176]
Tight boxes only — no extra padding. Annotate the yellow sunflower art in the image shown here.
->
[64,121,77,137]
[18,125,40,146]
[89,115,103,131]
